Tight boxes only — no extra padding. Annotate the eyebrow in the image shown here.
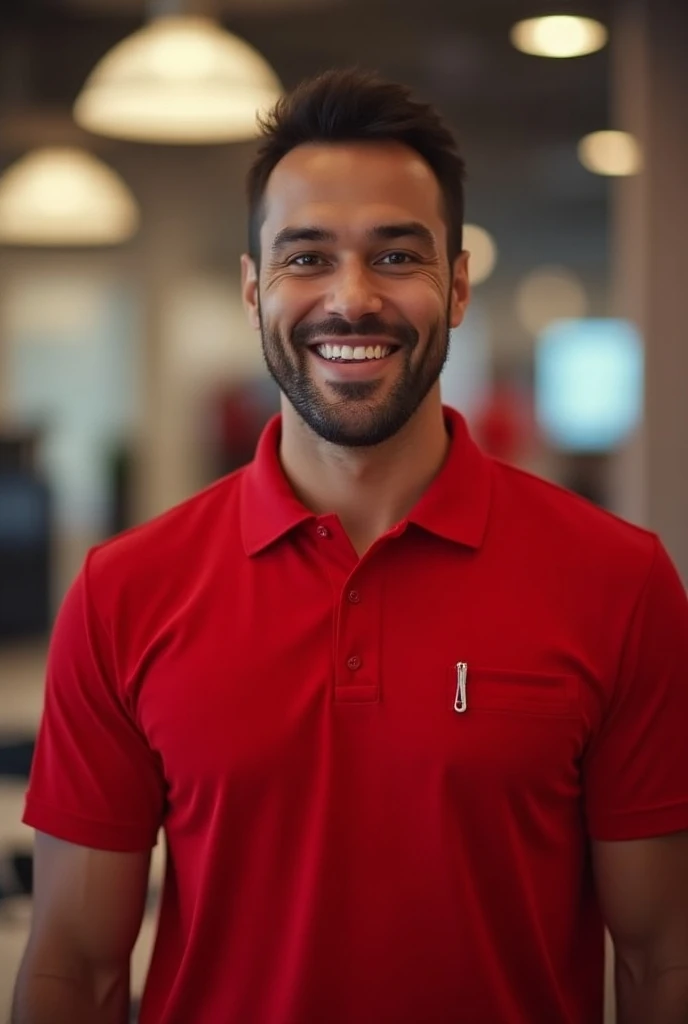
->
[270,226,337,254]
[269,221,437,255]
[368,222,437,249]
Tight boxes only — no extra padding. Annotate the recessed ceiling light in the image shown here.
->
[463,224,498,285]
[510,15,608,59]
[578,131,643,176]
[515,266,588,335]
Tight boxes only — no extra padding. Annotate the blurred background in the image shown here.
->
[0,0,686,1018]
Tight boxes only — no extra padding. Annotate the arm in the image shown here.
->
[593,832,688,1024]
[11,832,152,1024]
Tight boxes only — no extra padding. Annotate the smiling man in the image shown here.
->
[13,70,688,1024]
[253,157,456,451]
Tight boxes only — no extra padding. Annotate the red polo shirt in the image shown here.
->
[24,406,688,1024]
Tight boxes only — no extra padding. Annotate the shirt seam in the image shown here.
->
[604,533,661,720]
[83,548,150,739]
[83,547,118,692]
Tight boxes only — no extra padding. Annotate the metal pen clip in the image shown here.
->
[454,662,468,713]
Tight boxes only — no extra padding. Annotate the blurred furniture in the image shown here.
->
[0,431,52,641]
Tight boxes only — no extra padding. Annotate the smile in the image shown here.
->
[313,343,397,362]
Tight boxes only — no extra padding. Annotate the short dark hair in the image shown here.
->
[246,68,466,265]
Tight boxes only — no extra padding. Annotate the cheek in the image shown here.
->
[261,278,323,327]
[398,299,447,344]
[389,277,448,322]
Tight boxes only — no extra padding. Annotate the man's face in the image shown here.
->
[242,141,470,447]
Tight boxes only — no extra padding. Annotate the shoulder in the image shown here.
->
[85,466,248,609]
[489,458,658,583]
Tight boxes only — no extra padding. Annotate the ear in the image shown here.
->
[449,250,471,329]
[240,254,261,331]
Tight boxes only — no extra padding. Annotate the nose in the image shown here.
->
[323,261,383,321]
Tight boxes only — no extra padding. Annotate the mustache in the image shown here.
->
[291,316,418,348]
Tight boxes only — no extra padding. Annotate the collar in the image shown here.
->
[240,405,492,556]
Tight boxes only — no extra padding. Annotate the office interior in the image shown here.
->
[0,0,686,1020]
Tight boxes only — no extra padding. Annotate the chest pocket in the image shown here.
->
[449,667,580,718]
[437,666,584,799]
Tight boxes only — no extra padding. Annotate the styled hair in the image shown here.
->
[246,68,466,264]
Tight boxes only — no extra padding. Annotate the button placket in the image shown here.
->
[333,566,379,702]
[345,584,362,672]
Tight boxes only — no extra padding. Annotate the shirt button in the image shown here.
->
[348,590,361,604]
[316,525,330,539]
[347,655,362,672]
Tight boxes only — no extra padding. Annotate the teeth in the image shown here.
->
[315,344,393,361]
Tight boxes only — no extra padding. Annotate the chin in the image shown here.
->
[304,402,415,449]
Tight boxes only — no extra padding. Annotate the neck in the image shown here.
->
[279,388,450,556]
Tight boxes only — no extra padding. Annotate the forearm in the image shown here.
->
[11,958,130,1024]
[616,960,688,1024]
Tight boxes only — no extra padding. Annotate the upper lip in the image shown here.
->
[308,337,400,348]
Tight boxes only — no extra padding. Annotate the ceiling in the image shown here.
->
[0,0,615,314]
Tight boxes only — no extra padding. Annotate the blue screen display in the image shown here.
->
[535,318,644,452]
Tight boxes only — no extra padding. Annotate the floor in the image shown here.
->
[0,641,617,1022]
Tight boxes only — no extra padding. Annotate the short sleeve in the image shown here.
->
[23,552,166,851]
[585,537,688,841]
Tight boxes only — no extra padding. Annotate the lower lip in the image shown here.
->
[308,348,399,379]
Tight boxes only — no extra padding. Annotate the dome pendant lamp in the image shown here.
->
[73,2,282,145]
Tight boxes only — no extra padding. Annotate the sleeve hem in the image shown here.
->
[588,802,688,841]
[23,796,159,852]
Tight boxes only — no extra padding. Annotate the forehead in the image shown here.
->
[260,141,446,245]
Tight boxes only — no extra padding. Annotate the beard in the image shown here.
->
[259,307,451,448]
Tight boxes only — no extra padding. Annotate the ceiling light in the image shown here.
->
[578,131,643,176]
[73,15,282,144]
[464,224,498,285]
[510,15,608,58]
[0,147,139,246]
[515,266,588,336]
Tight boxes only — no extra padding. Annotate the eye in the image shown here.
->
[377,251,416,265]
[288,253,325,267]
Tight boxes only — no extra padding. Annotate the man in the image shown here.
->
[12,69,688,1024]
